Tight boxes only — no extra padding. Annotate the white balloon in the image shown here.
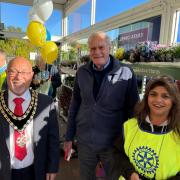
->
[29,8,44,24]
[34,0,53,22]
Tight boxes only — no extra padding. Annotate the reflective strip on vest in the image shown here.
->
[123,118,180,180]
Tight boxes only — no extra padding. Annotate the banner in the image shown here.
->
[124,62,180,79]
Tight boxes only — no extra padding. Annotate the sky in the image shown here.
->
[95,0,149,23]
[1,2,62,36]
[0,0,149,36]
[177,18,180,42]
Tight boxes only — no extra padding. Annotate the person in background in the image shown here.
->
[0,57,60,180]
[31,56,61,99]
[0,49,7,90]
[113,75,180,180]
[64,31,139,180]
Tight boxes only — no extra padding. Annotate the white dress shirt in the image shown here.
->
[8,89,34,169]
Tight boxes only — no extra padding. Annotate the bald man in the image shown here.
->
[0,57,60,180]
[0,49,7,90]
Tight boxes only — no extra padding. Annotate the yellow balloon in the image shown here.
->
[26,21,46,47]
[115,48,125,60]
[40,41,58,64]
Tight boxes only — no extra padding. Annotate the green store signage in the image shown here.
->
[125,62,180,79]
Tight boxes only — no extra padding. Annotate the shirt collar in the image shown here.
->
[145,116,168,126]
[92,57,110,71]
[9,89,31,103]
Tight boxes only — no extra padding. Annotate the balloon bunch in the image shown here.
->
[26,0,58,64]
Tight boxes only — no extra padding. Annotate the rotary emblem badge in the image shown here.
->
[132,146,159,175]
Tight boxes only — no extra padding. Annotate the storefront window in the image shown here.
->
[106,16,161,52]
[118,16,161,50]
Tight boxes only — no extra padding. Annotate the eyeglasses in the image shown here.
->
[8,70,32,76]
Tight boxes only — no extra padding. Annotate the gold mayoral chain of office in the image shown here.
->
[0,89,38,132]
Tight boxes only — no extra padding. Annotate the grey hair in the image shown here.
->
[88,31,111,47]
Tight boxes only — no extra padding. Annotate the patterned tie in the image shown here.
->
[13,97,27,161]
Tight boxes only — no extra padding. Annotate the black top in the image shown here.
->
[91,59,113,100]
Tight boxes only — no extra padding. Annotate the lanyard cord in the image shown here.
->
[153,126,167,179]
[127,121,141,157]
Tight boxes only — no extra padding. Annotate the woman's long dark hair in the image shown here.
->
[134,75,180,137]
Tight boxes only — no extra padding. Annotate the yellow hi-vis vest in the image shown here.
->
[0,72,6,91]
[123,118,180,180]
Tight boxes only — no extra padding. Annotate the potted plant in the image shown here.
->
[172,45,180,62]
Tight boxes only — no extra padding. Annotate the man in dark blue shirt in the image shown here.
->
[64,31,139,180]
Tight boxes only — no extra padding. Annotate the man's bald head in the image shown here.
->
[7,57,34,96]
[8,57,32,70]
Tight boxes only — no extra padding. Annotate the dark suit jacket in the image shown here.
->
[0,90,60,180]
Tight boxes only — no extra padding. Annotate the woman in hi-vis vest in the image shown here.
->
[0,49,7,91]
[112,75,180,180]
